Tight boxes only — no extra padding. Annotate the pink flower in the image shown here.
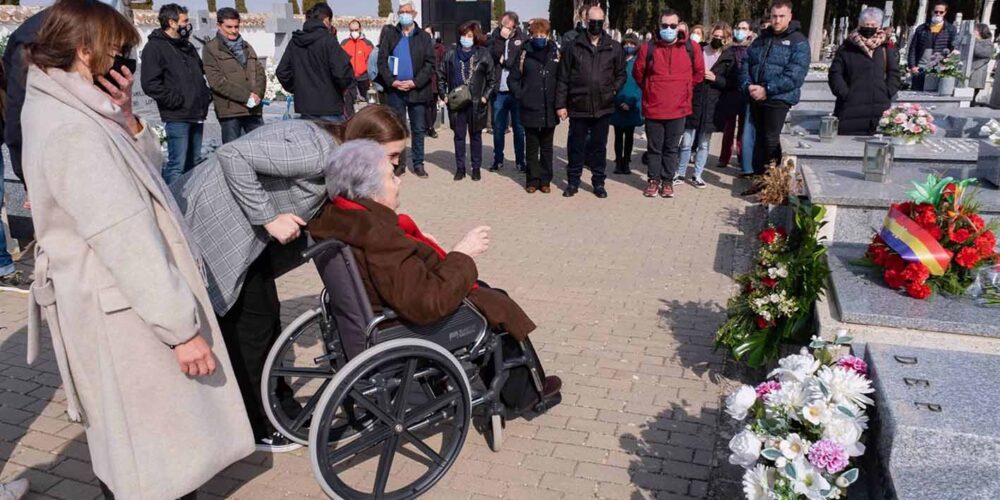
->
[912,125,923,134]
[755,380,781,399]
[836,356,869,377]
[808,439,849,474]
[894,115,905,124]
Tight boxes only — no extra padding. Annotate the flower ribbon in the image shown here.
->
[879,207,952,276]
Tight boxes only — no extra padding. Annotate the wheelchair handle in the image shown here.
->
[301,238,346,261]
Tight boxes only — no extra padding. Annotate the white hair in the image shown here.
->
[325,139,387,201]
[859,7,884,26]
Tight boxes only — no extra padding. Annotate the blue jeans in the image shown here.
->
[491,92,525,167]
[220,115,265,144]
[677,128,711,180]
[741,104,756,174]
[299,114,345,125]
[0,153,14,276]
[387,91,427,169]
[163,122,204,185]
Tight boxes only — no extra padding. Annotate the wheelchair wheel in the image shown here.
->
[263,307,362,445]
[487,414,504,452]
[309,339,472,500]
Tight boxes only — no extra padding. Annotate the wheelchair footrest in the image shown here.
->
[533,391,562,415]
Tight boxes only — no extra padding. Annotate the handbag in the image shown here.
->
[447,58,473,112]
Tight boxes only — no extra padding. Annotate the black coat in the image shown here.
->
[2,8,47,182]
[488,27,528,93]
[555,32,626,119]
[139,29,212,122]
[437,46,496,132]
[715,44,749,122]
[686,48,734,133]
[377,23,437,103]
[829,39,900,136]
[276,19,355,116]
[508,41,560,129]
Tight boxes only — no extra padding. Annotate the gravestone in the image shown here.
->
[783,135,981,166]
[793,90,971,112]
[978,141,1000,187]
[265,3,300,66]
[864,343,1000,499]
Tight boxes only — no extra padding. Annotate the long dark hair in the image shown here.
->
[28,0,141,76]
[315,105,409,145]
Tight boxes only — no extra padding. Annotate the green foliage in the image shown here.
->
[234,0,248,14]
[378,0,392,18]
[716,198,830,368]
[207,0,217,13]
[493,0,506,22]
[549,0,575,35]
[290,0,301,16]
[302,0,323,15]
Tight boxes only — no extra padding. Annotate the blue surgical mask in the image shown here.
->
[660,28,677,42]
[460,37,474,49]
[734,30,747,42]
[624,46,637,55]
[399,13,414,27]
[531,37,547,49]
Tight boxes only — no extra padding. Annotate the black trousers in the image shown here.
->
[427,96,439,130]
[613,125,635,164]
[452,106,482,172]
[525,126,555,188]
[644,117,686,181]
[567,115,611,188]
[749,100,790,174]
[217,249,295,440]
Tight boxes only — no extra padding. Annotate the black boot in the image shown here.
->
[471,168,481,181]
[454,169,466,181]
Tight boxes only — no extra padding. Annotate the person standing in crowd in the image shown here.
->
[3,7,48,192]
[690,25,705,46]
[437,21,495,181]
[342,19,374,112]
[560,4,590,49]
[609,33,642,175]
[633,8,704,199]
[23,1,254,497]
[140,3,212,185]
[676,22,735,189]
[715,20,752,170]
[202,8,266,144]
[969,24,994,103]
[906,2,956,91]
[488,11,528,173]
[172,105,408,453]
[277,3,354,123]
[829,8,899,136]
[424,24,445,138]
[556,5,625,199]
[378,0,435,178]
[739,0,809,194]
[509,18,560,193]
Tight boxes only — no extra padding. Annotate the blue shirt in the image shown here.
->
[393,31,415,82]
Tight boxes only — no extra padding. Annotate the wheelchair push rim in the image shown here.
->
[309,339,472,500]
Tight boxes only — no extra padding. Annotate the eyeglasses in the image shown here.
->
[932,10,946,14]
[660,23,678,29]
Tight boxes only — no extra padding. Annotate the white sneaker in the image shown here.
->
[255,432,303,453]
[672,176,684,186]
[0,478,29,500]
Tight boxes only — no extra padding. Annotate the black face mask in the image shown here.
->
[95,54,137,93]
[587,20,604,36]
[710,38,723,49]
[858,26,878,38]
[177,23,192,39]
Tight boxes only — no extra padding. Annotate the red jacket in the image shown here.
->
[341,36,374,78]
[633,35,705,120]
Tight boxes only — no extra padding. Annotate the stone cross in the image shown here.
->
[266,3,301,66]
[955,20,976,88]
[192,9,217,50]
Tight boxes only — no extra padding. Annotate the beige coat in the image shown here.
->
[22,67,254,499]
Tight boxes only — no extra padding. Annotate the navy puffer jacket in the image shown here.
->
[739,22,810,106]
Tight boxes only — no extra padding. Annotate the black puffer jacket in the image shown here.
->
[509,41,560,129]
[686,47,734,133]
[555,32,626,118]
[437,45,496,132]
[488,27,528,92]
[828,35,900,136]
[377,22,436,103]
[276,19,355,116]
[139,29,212,122]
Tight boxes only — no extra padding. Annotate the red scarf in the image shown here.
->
[333,196,448,259]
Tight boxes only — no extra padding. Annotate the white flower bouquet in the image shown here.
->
[980,119,1000,146]
[150,123,167,146]
[877,103,936,144]
[726,336,874,499]
[264,65,290,103]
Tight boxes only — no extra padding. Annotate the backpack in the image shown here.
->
[643,38,696,83]
[518,45,560,73]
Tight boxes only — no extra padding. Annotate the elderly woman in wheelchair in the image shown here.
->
[260,139,561,498]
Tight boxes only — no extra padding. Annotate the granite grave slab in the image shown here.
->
[864,343,1000,500]
[977,141,1000,188]
[793,90,971,112]
[827,243,1000,339]
[783,135,980,165]
[789,107,1000,138]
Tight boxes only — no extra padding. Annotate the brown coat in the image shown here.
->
[307,199,536,341]
[202,34,266,119]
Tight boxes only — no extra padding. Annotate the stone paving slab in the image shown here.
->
[0,126,756,499]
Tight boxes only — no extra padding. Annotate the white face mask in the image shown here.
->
[690,33,702,43]
[931,15,944,24]
[350,31,360,39]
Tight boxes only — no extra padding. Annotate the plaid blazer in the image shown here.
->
[171,120,335,315]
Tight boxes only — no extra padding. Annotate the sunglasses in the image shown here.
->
[933,10,946,14]
[660,23,679,29]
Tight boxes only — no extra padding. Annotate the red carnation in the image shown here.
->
[901,262,930,284]
[924,225,943,241]
[942,183,957,199]
[955,247,982,269]
[756,316,770,329]
[867,244,888,266]
[969,214,986,230]
[975,231,997,257]
[759,228,779,245]
[914,209,938,229]
[906,283,932,300]
[884,253,906,272]
[884,269,906,289]
[950,228,973,244]
[761,277,779,288]
[895,202,915,214]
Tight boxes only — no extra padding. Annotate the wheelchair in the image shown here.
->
[260,237,560,499]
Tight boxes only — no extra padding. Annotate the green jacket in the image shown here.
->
[202,35,266,119]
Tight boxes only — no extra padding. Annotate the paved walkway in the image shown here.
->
[0,127,755,499]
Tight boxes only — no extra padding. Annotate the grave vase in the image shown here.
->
[937,76,957,96]
[924,73,939,92]
[890,135,919,147]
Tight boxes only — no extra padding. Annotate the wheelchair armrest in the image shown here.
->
[301,238,346,261]
[381,308,399,321]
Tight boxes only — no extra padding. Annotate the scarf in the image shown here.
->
[333,196,447,259]
[452,48,475,88]
[221,32,247,65]
[848,29,887,58]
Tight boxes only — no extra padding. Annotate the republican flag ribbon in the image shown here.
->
[879,207,952,276]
